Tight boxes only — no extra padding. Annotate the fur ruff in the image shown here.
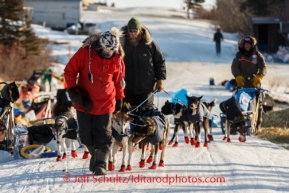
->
[238,35,257,48]
[120,25,153,46]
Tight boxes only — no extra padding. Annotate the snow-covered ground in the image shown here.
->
[1,7,289,193]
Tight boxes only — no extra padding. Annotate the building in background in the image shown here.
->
[23,0,82,30]
[252,0,289,53]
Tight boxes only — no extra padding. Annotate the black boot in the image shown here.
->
[87,146,96,172]
[94,149,109,175]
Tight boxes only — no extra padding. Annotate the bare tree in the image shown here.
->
[184,0,205,19]
[213,0,252,36]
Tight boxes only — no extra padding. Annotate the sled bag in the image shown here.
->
[233,88,257,112]
[219,96,243,121]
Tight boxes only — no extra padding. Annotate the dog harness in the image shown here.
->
[139,110,166,144]
[185,102,211,123]
[53,111,78,140]
[239,52,257,65]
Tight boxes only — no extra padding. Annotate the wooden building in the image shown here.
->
[252,0,289,53]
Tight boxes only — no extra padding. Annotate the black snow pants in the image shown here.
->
[76,111,113,153]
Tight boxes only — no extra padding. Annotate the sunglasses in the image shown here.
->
[129,29,138,33]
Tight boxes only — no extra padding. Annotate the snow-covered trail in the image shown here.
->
[1,128,289,193]
[2,7,289,192]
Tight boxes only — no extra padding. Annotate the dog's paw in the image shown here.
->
[126,165,132,171]
[139,159,145,168]
[82,151,89,159]
[190,138,196,146]
[108,162,114,171]
[203,142,209,147]
[148,162,157,170]
[158,160,164,167]
[62,153,67,159]
[119,165,126,172]
[71,150,77,158]
[184,136,189,144]
[238,136,246,143]
[173,142,178,147]
[208,135,214,141]
[146,156,153,163]
[56,155,62,162]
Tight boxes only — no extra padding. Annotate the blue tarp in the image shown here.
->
[225,80,234,90]
[171,89,191,105]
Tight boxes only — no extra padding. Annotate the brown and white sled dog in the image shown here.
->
[108,111,134,172]
[51,112,89,162]
[131,111,170,170]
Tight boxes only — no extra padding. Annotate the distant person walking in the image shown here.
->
[213,28,224,54]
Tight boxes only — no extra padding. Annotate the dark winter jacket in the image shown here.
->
[214,31,223,43]
[231,36,267,88]
[120,25,166,94]
[64,33,125,115]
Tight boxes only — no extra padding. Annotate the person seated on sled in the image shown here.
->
[231,35,267,89]
[231,36,267,131]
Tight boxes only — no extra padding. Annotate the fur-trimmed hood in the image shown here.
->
[238,35,257,49]
[120,25,153,45]
[81,32,125,58]
[237,35,258,57]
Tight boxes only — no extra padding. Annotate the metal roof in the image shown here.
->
[251,16,281,24]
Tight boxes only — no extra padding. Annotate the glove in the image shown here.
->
[252,75,262,86]
[235,75,245,87]
[156,80,164,92]
[115,99,123,112]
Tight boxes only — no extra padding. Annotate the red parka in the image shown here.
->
[64,46,125,115]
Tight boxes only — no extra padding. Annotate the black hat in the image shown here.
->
[243,37,253,45]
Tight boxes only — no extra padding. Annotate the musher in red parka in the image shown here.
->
[64,27,125,175]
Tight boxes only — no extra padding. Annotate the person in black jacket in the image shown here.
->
[213,28,224,54]
[120,17,166,107]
